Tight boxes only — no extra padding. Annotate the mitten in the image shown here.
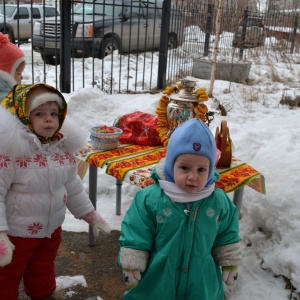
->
[0,232,15,267]
[123,270,141,289]
[82,211,111,237]
[222,266,238,286]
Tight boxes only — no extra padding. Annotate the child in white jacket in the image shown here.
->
[0,83,111,300]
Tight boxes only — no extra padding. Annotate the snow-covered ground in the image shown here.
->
[18,30,300,299]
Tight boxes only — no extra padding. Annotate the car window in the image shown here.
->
[127,6,142,18]
[123,1,145,19]
[16,7,30,20]
[44,7,59,17]
[95,2,122,16]
[73,1,95,14]
[73,0,122,16]
[141,1,160,19]
[0,6,16,18]
[32,8,41,19]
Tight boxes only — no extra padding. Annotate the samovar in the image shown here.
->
[166,77,199,138]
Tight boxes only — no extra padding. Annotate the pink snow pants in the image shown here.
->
[0,226,62,300]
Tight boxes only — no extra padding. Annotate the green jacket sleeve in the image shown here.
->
[119,185,160,251]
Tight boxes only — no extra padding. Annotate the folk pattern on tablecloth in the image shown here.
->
[216,163,266,194]
[75,144,266,195]
[106,149,166,181]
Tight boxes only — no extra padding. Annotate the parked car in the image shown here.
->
[0,4,59,43]
[32,0,184,65]
[232,16,266,48]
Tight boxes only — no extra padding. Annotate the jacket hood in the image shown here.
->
[151,158,166,182]
[0,71,17,90]
[0,99,89,158]
[1,83,67,143]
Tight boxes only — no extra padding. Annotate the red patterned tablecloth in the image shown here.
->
[76,143,266,195]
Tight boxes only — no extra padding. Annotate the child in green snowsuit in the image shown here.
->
[119,118,242,300]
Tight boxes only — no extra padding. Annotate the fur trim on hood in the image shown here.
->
[155,158,166,180]
[0,105,89,158]
[60,115,90,154]
[0,70,17,90]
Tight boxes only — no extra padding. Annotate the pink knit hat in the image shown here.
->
[0,33,25,75]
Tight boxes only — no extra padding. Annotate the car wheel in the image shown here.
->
[41,53,60,66]
[168,34,178,49]
[7,29,15,44]
[99,37,118,59]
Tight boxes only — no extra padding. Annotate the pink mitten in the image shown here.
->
[123,270,141,289]
[222,266,238,286]
[0,232,15,267]
[82,211,111,237]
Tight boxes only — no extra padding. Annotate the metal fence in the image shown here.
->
[2,0,300,94]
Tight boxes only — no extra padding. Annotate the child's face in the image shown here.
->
[173,153,209,193]
[29,101,60,138]
[14,61,25,84]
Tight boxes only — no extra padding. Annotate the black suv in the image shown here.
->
[32,0,184,65]
[232,16,266,48]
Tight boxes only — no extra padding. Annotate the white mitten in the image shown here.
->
[123,270,141,289]
[222,266,238,286]
[82,211,111,237]
[0,232,15,267]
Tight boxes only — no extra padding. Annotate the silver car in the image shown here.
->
[0,4,59,43]
[32,0,184,65]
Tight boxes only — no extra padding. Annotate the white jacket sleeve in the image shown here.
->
[0,166,14,232]
[65,169,95,219]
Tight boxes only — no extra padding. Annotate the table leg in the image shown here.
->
[116,179,123,215]
[233,187,244,219]
[88,164,98,246]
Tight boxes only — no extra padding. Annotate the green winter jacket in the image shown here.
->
[119,167,241,300]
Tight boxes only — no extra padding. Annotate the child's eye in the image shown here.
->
[51,112,58,117]
[180,166,189,171]
[198,167,206,172]
[35,112,43,116]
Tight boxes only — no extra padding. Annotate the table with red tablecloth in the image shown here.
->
[76,143,266,218]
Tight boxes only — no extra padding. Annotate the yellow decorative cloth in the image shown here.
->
[106,148,166,180]
[75,144,266,195]
[216,157,266,194]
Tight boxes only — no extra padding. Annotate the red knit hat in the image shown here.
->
[0,33,25,75]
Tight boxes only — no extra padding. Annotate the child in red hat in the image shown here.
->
[0,32,26,100]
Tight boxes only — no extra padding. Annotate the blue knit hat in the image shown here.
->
[163,118,216,187]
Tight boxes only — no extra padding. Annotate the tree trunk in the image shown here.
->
[208,0,223,97]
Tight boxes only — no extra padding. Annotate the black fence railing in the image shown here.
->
[1,1,300,93]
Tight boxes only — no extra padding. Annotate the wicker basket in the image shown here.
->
[89,126,123,150]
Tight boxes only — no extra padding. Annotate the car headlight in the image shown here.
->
[33,22,42,35]
[76,24,93,37]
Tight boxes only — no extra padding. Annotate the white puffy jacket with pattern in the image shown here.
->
[0,102,94,238]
